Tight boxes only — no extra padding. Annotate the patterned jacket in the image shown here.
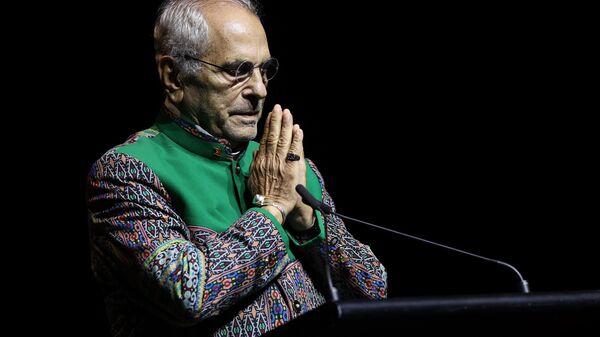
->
[87,110,387,336]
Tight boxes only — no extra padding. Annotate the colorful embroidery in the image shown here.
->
[88,132,386,337]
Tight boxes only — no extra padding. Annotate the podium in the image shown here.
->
[264,290,600,336]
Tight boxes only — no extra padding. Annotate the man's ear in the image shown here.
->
[157,55,184,103]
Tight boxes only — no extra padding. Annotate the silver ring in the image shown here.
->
[286,152,301,161]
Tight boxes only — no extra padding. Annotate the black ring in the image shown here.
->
[286,152,301,161]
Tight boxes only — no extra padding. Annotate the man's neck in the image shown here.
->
[164,100,248,153]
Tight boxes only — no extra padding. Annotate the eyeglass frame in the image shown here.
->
[185,55,279,82]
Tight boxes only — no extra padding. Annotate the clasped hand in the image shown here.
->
[248,104,315,231]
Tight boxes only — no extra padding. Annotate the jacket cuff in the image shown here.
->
[250,207,294,259]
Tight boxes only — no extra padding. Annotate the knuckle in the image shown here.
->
[267,134,278,144]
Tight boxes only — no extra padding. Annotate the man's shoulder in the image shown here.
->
[91,127,165,173]
[89,127,172,187]
[109,126,177,165]
[115,127,162,153]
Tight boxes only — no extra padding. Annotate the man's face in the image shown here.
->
[181,4,271,148]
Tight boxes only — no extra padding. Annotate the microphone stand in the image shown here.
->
[332,211,530,294]
[295,184,530,294]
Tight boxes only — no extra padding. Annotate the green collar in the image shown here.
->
[155,110,258,175]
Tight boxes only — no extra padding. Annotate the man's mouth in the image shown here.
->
[230,110,259,116]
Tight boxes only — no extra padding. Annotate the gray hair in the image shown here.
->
[154,0,259,78]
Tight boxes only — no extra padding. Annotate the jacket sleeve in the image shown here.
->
[300,159,388,300]
[87,150,290,326]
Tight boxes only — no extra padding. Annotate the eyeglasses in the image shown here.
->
[186,56,279,82]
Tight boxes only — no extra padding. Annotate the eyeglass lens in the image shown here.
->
[236,58,279,81]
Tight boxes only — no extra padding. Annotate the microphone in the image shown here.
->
[295,184,530,294]
[295,185,339,302]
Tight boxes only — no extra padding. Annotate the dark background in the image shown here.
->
[43,1,597,335]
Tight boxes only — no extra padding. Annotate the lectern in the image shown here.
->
[263,290,600,337]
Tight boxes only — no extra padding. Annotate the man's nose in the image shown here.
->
[243,68,268,99]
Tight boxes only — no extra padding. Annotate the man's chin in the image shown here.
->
[224,127,257,147]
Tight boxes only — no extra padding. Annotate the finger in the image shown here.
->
[295,125,306,183]
[265,104,282,154]
[287,124,304,162]
[276,108,294,156]
[258,108,272,154]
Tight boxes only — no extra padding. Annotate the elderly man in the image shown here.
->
[87,1,387,336]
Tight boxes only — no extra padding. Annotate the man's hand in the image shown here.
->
[248,105,304,224]
[285,145,317,232]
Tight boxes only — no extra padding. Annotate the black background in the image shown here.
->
[39,1,597,335]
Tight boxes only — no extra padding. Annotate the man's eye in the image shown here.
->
[224,68,238,77]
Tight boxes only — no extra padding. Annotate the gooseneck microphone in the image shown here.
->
[295,184,339,302]
[295,184,530,294]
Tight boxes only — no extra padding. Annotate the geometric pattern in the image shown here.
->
[307,160,388,299]
[88,138,386,337]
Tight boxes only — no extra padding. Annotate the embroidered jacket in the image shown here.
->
[87,111,387,336]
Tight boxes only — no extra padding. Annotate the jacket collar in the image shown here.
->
[155,108,257,166]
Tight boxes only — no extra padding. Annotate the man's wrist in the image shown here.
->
[262,203,286,223]
[253,194,287,223]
